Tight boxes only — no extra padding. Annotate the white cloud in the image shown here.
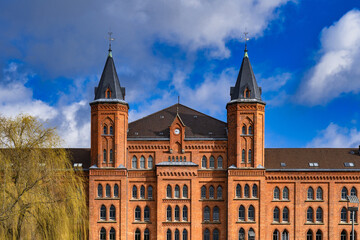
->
[307,122,360,148]
[297,9,360,105]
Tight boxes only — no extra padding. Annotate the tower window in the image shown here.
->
[248,126,253,135]
[103,126,107,134]
[248,149,252,163]
[242,125,246,134]
[106,88,111,98]
[103,149,107,163]
[110,126,113,135]
[242,149,245,163]
[109,149,113,163]
[244,88,251,98]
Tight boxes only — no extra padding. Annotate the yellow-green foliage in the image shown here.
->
[0,115,88,239]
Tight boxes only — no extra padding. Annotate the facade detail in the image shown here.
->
[85,46,360,240]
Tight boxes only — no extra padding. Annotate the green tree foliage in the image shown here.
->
[0,115,88,239]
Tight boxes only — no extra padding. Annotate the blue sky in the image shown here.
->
[1,0,360,148]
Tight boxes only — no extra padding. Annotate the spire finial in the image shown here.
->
[242,32,250,57]
[108,32,115,57]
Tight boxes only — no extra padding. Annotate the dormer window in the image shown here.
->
[105,88,111,98]
[244,88,251,98]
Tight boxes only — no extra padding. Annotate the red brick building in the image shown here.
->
[85,46,360,240]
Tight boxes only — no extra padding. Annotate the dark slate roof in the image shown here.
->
[128,104,227,139]
[230,49,263,102]
[94,52,125,100]
[265,148,360,171]
[66,148,91,170]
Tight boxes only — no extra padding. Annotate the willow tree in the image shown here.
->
[0,115,88,239]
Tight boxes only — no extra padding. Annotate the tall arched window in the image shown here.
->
[183,185,188,198]
[148,156,153,169]
[148,185,153,199]
[282,230,289,240]
[140,156,145,169]
[103,149,107,163]
[144,206,150,221]
[167,206,172,221]
[144,229,150,240]
[201,186,206,199]
[132,156,137,169]
[242,125,246,134]
[209,186,215,199]
[98,184,103,198]
[175,185,180,198]
[351,187,357,196]
[204,229,210,240]
[140,185,145,199]
[252,184,258,198]
[341,207,347,222]
[135,206,141,221]
[132,185,137,199]
[183,206,188,221]
[100,205,106,220]
[342,187,348,200]
[307,187,314,200]
[239,205,245,221]
[109,228,115,240]
[167,185,172,198]
[248,228,255,240]
[307,207,314,222]
[248,205,255,221]
[244,184,250,198]
[273,230,279,240]
[316,187,323,200]
[204,206,210,221]
[350,231,357,240]
[242,149,245,163]
[213,229,219,240]
[283,187,289,200]
[202,156,207,168]
[106,184,111,197]
[213,206,219,221]
[175,205,180,221]
[135,229,141,240]
[217,186,222,199]
[236,184,241,198]
[341,230,347,240]
[283,207,289,222]
[183,229,188,240]
[100,227,106,240]
[175,229,180,240]
[273,207,280,222]
[109,149,113,163]
[306,230,313,240]
[316,230,322,240]
[109,126,113,135]
[239,228,245,240]
[274,187,280,200]
[103,126,107,134]
[248,149,252,163]
[316,207,323,222]
[110,205,115,220]
[114,184,119,198]
[167,229,172,240]
[248,126,253,135]
[209,156,215,168]
[217,156,223,168]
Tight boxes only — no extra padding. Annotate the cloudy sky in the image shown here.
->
[1,0,360,148]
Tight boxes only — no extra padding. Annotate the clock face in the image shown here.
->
[174,128,180,135]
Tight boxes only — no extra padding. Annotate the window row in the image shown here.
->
[340,230,357,240]
[273,207,289,223]
[238,228,255,240]
[273,187,289,200]
[99,227,116,240]
[203,206,220,222]
[134,228,150,240]
[341,187,357,200]
[241,125,253,135]
[98,184,119,198]
[132,185,153,199]
[166,205,188,222]
[103,125,113,135]
[201,185,222,199]
[132,155,153,169]
[241,149,252,163]
[306,229,323,240]
[167,184,188,198]
[341,207,358,223]
[103,149,114,163]
[238,205,255,222]
[99,205,116,221]
[165,229,188,240]
[306,207,323,223]
[134,206,151,222]
[203,228,220,240]
[272,230,289,240]
[201,155,223,169]
[235,184,258,198]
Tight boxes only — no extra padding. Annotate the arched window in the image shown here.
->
[236,184,241,198]
[273,230,279,240]
[217,156,223,168]
[217,186,222,199]
[249,126,253,135]
[248,149,252,163]
[244,184,250,198]
[209,186,215,199]
[135,206,141,221]
[103,149,107,163]
[239,228,245,240]
[283,207,289,222]
[273,207,280,222]
[201,186,206,199]
[109,227,115,240]
[316,187,323,200]
[148,156,153,169]
[307,207,314,222]
[175,185,180,198]
[175,205,180,221]
[167,206,172,221]
[175,229,180,240]
[213,229,219,240]
[307,187,314,200]
[109,126,113,135]
[350,231,357,240]
[140,156,145,169]
[167,185,172,198]
[107,90,110,98]
[132,156,137,169]
[135,229,141,240]
[167,229,172,240]
[183,229,188,240]
[209,156,215,168]
[316,230,322,240]
[242,125,246,134]
[98,184,103,198]
[202,156,207,168]
[248,205,255,221]
[274,187,280,200]
[204,206,210,221]
[316,207,323,222]
[341,230,347,240]
[351,187,357,196]
[213,206,219,221]
[140,185,145,199]
[100,205,106,220]
[144,229,150,240]
[106,184,111,197]
[183,185,188,198]
[110,205,116,220]
[100,227,106,240]
[282,230,289,240]
[248,228,255,240]
[204,229,210,240]
[103,126,107,134]
[114,184,119,198]
[242,149,246,163]
[144,206,150,221]
[109,149,113,163]
[342,187,348,200]
[183,206,188,221]
[283,187,289,200]
[132,185,137,199]
[341,207,347,222]
[148,185,153,199]
[306,230,313,240]
[252,184,258,198]
[239,205,245,221]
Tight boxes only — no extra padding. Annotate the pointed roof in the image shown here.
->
[230,48,264,104]
[93,50,125,101]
